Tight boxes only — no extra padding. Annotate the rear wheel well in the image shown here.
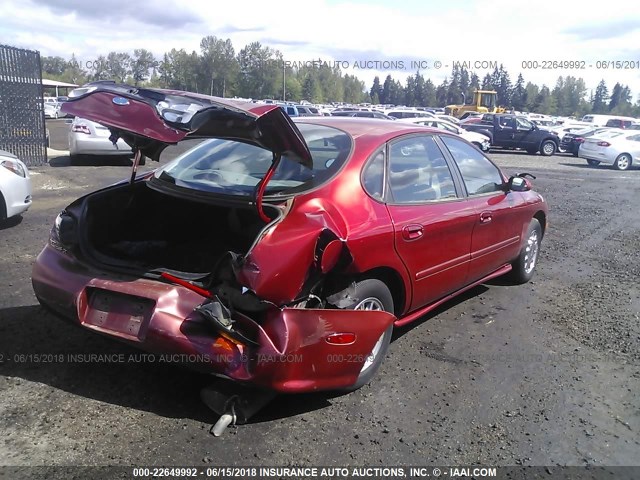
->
[355,267,406,316]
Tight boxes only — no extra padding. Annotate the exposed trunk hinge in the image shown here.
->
[129,148,143,185]
[254,152,281,223]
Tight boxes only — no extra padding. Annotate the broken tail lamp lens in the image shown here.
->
[50,212,78,251]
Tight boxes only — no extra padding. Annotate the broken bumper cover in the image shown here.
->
[32,245,395,393]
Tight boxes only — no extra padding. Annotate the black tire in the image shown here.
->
[540,140,556,156]
[614,153,631,171]
[68,154,82,166]
[339,278,394,392]
[508,219,542,284]
[0,193,6,221]
[572,151,579,157]
[586,159,600,167]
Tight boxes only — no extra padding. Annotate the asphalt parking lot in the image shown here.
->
[0,119,638,468]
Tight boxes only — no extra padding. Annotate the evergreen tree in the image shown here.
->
[422,79,437,107]
[497,64,512,107]
[533,86,556,114]
[414,72,425,108]
[436,78,449,107]
[447,66,462,105]
[608,83,623,112]
[467,73,480,103]
[510,73,527,111]
[524,82,540,112]
[592,80,609,113]
[405,74,416,106]
[369,76,382,104]
[552,77,565,114]
[381,75,393,104]
[481,73,493,90]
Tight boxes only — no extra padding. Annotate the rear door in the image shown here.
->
[384,134,476,310]
[439,136,526,282]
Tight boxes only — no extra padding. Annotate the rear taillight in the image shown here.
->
[71,124,91,134]
[50,212,78,251]
[575,137,584,143]
[597,141,611,147]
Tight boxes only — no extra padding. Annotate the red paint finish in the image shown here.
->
[32,107,548,393]
[61,92,186,143]
[32,245,393,392]
[387,200,477,310]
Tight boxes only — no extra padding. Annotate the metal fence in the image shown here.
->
[0,44,47,166]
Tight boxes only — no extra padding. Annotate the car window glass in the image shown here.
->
[441,136,503,196]
[437,122,457,133]
[516,118,533,129]
[157,124,352,196]
[388,136,457,203]
[500,117,516,128]
[362,151,385,201]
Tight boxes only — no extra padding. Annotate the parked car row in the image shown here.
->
[43,96,73,119]
[398,117,490,152]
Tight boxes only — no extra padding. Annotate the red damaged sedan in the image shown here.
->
[32,83,547,421]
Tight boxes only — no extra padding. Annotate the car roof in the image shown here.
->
[293,116,441,141]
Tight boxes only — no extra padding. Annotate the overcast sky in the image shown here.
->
[2,0,640,100]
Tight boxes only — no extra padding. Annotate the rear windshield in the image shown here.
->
[595,130,625,138]
[155,123,352,197]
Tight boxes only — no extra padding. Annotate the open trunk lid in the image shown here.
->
[61,82,312,167]
[62,82,313,220]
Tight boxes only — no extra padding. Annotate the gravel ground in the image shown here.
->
[0,120,638,471]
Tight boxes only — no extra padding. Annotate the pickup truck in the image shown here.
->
[462,114,560,156]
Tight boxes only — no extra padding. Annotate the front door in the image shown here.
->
[439,136,526,282]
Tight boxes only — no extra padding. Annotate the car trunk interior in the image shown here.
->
[83,181,279,275]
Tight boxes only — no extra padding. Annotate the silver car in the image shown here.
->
[68,117,133,164]
[578,129,640,170]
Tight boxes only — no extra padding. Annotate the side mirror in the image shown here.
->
[505,175,532,192]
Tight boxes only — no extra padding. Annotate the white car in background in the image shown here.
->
[44,103,61,119]
[578,129,640,170]
[0,150,32,221]
[436,114,461,125]
[398,117,491,151]
[69,117,134,164]
[382,109,436,120]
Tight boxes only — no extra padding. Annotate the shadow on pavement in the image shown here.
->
[0,305,340,424]
[49,155,134,168]
[0,215,23,231]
